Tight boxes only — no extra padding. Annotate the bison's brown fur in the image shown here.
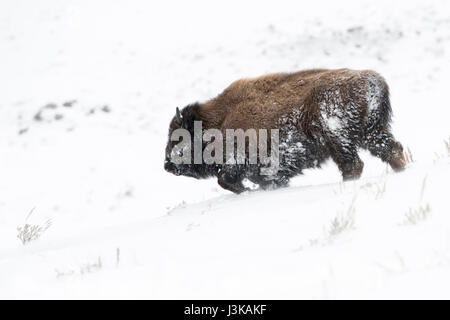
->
[165,68,406,193]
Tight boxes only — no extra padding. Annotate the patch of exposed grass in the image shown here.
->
[404,146,414,164]
[445,137,450,155]
[55,256,103,279]
[17,208,52,245]
[400,203,431,226]
[328,196,356,237]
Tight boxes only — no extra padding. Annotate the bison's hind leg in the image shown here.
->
[320,114,364,181]
[363,128,406,172]
[363,76,406,172]
[329,141,364,181]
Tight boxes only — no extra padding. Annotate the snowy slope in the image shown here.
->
[0,0,449,299]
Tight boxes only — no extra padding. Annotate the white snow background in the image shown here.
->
[0,0,449,299]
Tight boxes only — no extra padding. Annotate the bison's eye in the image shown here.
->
[171,148,184,158]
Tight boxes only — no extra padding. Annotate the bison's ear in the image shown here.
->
[178,103,201,130]
[175,107,182,125]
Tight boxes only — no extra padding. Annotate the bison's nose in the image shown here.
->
[164,160,180,175]
[164,160,172,172]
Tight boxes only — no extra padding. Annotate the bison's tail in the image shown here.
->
[366,73,392,132]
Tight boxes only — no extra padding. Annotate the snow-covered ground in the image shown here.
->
[0,0,449,299]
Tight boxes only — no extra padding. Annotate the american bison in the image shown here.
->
[164,69,406,193]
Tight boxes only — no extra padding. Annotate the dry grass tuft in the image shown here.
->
[17,208,52,245]
[328,196,357,237]
[404,146,414,164]
[400,203,431,226]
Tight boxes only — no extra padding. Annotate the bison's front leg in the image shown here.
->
[217,166,249,194]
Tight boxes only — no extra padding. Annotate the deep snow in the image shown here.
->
[0,0,449,299]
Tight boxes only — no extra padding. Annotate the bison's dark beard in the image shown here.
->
[165,161,219,180]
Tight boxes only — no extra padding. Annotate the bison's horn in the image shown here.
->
[176,107,182,124]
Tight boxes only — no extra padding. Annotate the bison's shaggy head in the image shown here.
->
[164,103,217,179]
